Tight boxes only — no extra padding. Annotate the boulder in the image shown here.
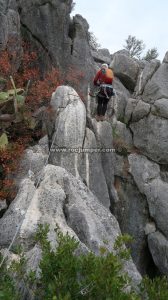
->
[151,98,168,119]
[91,48,111,64]
[112,78,130,122]
[129,154,168,239]
[132,100,150,122]
[124,98,138,124]
[148,231,168,275]
[113,173,150,275]
[130,114,168,163]
[48,86,86,177]
[78,127,110,208]
[91,119,118,207]
[0,2,22,69]
[110,53,139,91]
[143,63,168,102]
[113,121,133,153]
[0,164,141,285]
[135,59,160,96]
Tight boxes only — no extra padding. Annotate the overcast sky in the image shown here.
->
[72,0,168,61]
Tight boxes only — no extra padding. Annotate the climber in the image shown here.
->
[92,63,114,121]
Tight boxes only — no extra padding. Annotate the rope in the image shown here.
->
[0,130,57,270]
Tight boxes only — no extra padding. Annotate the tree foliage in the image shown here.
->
[123,35,159,61]
[88,31,101,51]
[123,35,145,59]
[143,47,159,61]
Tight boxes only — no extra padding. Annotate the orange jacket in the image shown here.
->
[93,68,114,86]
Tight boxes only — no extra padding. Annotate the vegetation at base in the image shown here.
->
[1,225,168,300]
[0,254,19,300]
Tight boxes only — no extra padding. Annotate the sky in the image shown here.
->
[72,0,168,61]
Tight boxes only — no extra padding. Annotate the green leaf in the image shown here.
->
[0,92,9,102]
[16,95,25,107]
[0,133,8,149]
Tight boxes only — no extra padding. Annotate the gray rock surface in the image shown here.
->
[151,98,168,119]
[79,127,110,208]
[91,48,111,64]
[110,53,139,91]
[148,231,168,275]
[113,121,133,152]
[132,100,150,122]
[130,114,168,163]
[0,200,7,217]
[135,60,160,96]
[49,86,86,177]
[143,62,168,102]
[113,173,150,274]
[129,154,168,239]
[0,1,22,69]
[124,98,138,124]
[15,144,48,186]
[112,78,130,122]
[0,164,141,285]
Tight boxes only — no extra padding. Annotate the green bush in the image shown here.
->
[33,225,139,300]
[140,276,168,300]
[1,225,168,300]
[0,254,19,300]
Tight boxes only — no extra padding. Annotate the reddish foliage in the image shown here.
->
[0,51,12,77]
[0,44,86,201]
[0,142,25,200]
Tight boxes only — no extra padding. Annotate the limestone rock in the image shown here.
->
[91,48,111,64]
[143,63,168,102]
[0,164,141,285]
[110,53,139,91]
[0,1,22,69]
[148,231,168,275]
[151,98,168,119]
[129,154,168,239]
[112,78,130,122]
[135,59,160,96]
[130,114,168,163]
[78,127,110,208]
[124,98,138,124]
[132,100,150,122]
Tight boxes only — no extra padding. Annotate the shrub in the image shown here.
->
[0,254,20,300]
[1,225,139,300]
[140,276,168,300]
[1,225,168,299]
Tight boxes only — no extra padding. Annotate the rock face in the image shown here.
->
[143,61,168,102]
[128,154,168,274]
[130,114,168,164]
[91,48,111,64]
[0,164,141,286]
[2,0,168,284]
[48,85,117,209]
[17,0,73,68]
[0,0,22,69]
[110,52,139,91]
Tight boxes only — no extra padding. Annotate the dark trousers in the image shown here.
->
[97,96,109,116]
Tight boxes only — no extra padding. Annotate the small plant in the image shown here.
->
[140,276,168,300]
[0,254,20,300]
